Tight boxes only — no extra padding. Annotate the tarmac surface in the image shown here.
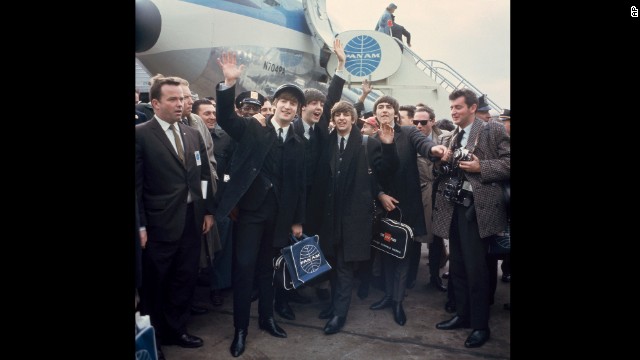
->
[162,245,511,359]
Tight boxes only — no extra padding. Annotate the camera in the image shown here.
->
[453,148,473,162]
[443,176,473,207]
[433,148,473,177]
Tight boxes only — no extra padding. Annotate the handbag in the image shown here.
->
[273,234,332,290]
[487,232,510,255]
[371,207,412,259]
[487,180,511,256]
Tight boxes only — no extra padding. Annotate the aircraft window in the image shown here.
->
[263,0,280,7]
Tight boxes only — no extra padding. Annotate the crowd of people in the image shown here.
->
[135,5,510,359]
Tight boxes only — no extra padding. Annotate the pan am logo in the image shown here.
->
[299,244,322,273]
[344,35,381,77]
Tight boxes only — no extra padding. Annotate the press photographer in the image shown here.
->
[431,89,510,349]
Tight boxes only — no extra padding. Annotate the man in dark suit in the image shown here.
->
[432,89,510,348]
[136,77,216,354]
[280,38,347,318]
[369,95,447,326]
[311,100,398,335]
[216,51,307,357]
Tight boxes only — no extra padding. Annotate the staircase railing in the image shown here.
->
[398,39,503,114]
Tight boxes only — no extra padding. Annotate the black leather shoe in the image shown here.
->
[369,296,392,310]
[316,288,331,301]
[429,277,448,292]
[210,289,224,306]
[230,328,247,357]
[173,333,204,348]
[318,305,334,319]
[406,279,416,289]
[287,289,311,304]
[441,272,449,279]
[275,301,295,320]
[393,301,406,326]
[465,329,490,348]
[501,273,511,283]
[436,315,470,330]
[258,317,287,338]
[323,315,346,335]
[156,346,165,360]
[190,306,209,315]
[445,300,457,313]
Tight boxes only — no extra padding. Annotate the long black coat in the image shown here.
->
[214,83,306,247]
[292,73,346,235]
[312,126,398,262]
[373,124,437,236]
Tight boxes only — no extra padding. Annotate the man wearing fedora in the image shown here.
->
[215,51,308,357]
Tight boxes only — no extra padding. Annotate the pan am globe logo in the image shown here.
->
[299,244,322,273]
[344,35,381,77]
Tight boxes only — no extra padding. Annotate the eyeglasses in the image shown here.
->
[412,120,431,126]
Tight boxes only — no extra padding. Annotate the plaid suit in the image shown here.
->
[432,118,510,239]
[431,117,510,329]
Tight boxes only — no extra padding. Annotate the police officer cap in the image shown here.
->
[477,94,491,112]
[499,109,510,120]
[235,91,266,109]
[273,83,305,107]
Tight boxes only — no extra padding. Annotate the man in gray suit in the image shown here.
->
[432,89,510,348]
[136,77,216,354]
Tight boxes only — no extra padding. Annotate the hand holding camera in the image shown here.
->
[457,153,480,173]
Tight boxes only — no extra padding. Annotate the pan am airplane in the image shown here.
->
[135,0,502,117]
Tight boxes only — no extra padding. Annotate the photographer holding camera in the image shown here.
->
[432,89,510,348]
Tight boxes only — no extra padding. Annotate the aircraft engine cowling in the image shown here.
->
[135,0,161,53]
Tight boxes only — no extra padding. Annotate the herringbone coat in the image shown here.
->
[432,118,510,239]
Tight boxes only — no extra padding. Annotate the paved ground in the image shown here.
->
[162,245,511,359]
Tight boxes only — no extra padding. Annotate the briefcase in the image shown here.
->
[371,207,412,259]
[274,234,332,290]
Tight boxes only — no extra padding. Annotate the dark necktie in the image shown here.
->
[308,125,314,141]
[454,129,465,149]
[339,136,345,153]
[278,128,284,143]
[182,117,189,126]
[170,124,185,164]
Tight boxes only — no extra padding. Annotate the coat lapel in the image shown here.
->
[464,118,484,153]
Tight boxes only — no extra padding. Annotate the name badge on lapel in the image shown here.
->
[194,151,201,166]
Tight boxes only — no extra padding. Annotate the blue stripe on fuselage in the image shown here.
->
[182,0,311,35]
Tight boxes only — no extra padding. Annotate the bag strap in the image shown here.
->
[289,233,308,244]
[384,206,403,222]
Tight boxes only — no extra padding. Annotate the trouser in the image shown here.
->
[449,203,490,329]
[232,191,280,329]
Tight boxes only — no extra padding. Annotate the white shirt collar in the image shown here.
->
[271,117,291,140]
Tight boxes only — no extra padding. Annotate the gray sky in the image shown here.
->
[326,0,510,114]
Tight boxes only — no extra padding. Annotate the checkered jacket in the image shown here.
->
[432,118,510,239]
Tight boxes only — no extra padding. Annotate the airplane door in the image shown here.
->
[302,0,337,50]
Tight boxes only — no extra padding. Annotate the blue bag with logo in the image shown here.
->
[275,234,332,289]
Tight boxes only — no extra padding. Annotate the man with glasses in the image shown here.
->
[411,108,450,294]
